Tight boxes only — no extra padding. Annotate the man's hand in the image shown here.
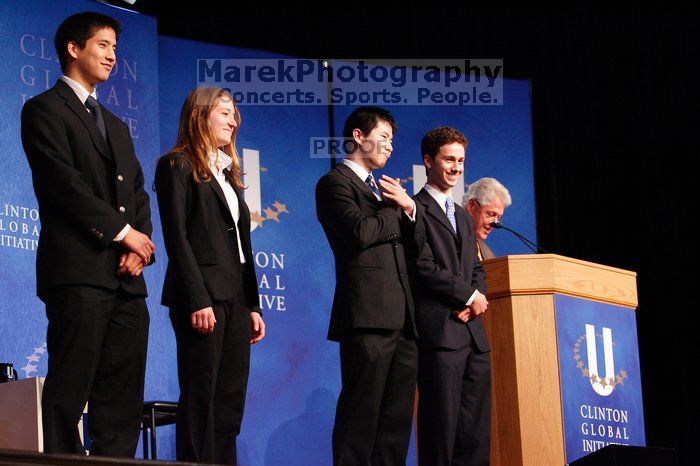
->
[121,228,155,264]
[470,290,488,317]
[191,307,216,334]
[452,307,472,323]
[116,252,144,277]
[250,312,266,344]
[379,175,414,216]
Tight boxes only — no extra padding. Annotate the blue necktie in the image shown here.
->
[365,174,382,200]
[445,196,457,233]
[85,95,107,140]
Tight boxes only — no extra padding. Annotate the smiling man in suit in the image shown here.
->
[21,12,155,457]
[316,106,425,466]
[410,127,491,466]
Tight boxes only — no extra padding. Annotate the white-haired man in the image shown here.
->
[463,178,512,260]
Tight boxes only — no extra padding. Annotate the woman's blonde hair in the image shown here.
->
[166,86,243,189]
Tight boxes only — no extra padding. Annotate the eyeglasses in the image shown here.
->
[474,199,504,222]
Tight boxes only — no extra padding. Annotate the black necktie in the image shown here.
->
[85,95,107,140]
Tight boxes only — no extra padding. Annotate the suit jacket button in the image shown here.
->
[98,233,104,239]
[119,206,126,213]
[117,174,124,182]
[394,244,399,249]
[399,272,404,278]
[459,272,463,276]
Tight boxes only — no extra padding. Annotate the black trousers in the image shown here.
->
[332,329,418,466]
[170,294,251,465]
[417,338,491,466]
[41,285,149,456]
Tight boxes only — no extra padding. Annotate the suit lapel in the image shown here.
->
[417,188,459,241]
[336,163,382,205]
[233,181,250,232]
[103,109,124,161]
[55,80,113,161]
[455,208,471,262]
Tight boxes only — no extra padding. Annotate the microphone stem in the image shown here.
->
[498,225,551,254]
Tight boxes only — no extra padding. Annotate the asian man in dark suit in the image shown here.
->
[21,12,155,457]
[409,127,491,466]
[316,106,425,466]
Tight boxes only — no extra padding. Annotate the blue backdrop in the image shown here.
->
[1,1,535,464]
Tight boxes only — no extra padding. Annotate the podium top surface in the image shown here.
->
[482,254,638,308]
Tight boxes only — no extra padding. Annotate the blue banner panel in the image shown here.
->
[554,295,645,463]
[158,36,337,464]
[331,68,535,257]
[0,0,160,397]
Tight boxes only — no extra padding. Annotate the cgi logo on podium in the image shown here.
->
[575,324,629,397]
[555,295,645,463]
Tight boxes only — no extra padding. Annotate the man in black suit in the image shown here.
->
[316,106,424,466]
[21,12,155,457]
[409,127,490,466]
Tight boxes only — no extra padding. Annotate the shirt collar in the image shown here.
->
[208,149,233,175]
[60,75,97,105]
[341,158,372,183]
[424,183,453,213]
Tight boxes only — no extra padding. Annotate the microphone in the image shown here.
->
[489,221,551,254]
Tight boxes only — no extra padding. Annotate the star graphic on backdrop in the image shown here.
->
[260,166,268,172]
[589,374,598,383]
[576,360,584,368]
[251,211,266,227]
[582,368,589,377]
[26,354,39,363]
[616,375,625,385]
[573,353,581,361]
[34,346,45,354]
[21,363,36,375]
[620,370,628,379]
[264,207,280,222]
[273,201,288,214]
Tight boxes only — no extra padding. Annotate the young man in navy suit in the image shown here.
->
[410,127,491,466]
[21,12,154,457]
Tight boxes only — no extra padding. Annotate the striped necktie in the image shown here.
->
[445,196,457,233]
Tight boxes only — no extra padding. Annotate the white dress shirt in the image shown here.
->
[60,75,131,242]
[209,150,246,264]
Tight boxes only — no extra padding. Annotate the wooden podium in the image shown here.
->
[481,254,638,466]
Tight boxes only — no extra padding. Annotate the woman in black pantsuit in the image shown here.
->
[154,86,265,465]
